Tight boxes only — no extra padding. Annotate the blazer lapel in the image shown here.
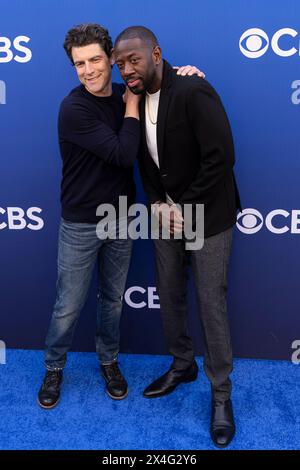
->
[139,94,147,153]
[156,88,171,166]
[156,60,174,166]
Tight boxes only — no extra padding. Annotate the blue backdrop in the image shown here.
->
[1,0,299,360]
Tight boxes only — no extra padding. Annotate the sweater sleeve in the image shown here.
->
[58,98,140,168]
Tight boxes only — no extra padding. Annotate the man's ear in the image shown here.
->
[152,45,162,65]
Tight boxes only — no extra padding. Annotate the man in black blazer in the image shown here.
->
[114,26,241,448]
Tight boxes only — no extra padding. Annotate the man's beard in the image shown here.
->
[126,71,156,95]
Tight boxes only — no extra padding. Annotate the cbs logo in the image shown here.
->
[0,207,44,230]
[124,286,160,309]
[0,36,32,63]
[237,208,300,234]
[239,28,299,59]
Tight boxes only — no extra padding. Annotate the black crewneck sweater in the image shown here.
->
[58,83,140,223]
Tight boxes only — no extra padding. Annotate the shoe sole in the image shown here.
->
[212,442,233,449]
[211,436,235,448]
[143,372,198,398]
[106,388,129,400]
[37,397,60,410]
[210,428,236,448]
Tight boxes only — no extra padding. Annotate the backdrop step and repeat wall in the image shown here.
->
[1,0,299,360]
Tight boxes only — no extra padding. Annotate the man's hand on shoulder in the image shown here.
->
[174,65,205,78]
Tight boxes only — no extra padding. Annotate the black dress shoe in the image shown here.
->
[210,399,236,448]
[37,370,63,409]
[101,362,128,400]
[143,360,198,398]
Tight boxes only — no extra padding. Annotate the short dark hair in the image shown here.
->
[63,23,113,63]
[114,26,159,49]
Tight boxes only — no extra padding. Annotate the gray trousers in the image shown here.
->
[154,227,233,401]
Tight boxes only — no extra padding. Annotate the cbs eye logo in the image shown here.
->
[236,209,263,234]
[239,27,298,59]
[237,208,300,234]
[239,28,269,59]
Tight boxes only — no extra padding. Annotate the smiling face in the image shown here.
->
[72,43,114,97]
[114,37,162,94]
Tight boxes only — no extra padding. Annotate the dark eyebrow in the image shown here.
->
[128,52,141,58]
[115,51,141,60]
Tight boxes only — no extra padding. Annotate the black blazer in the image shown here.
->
[138,60,241,238]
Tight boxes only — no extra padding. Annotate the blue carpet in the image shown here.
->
[0,349,299,450]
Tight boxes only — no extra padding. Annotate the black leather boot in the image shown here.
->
[38,370,63,409]
[101,362,128,400]
[143,360,198,398]
[210,399,236,448]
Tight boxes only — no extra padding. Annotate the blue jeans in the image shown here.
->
[45,217,132,370]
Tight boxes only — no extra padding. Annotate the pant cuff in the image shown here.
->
[45,364,64,372]
[101,357,118,366]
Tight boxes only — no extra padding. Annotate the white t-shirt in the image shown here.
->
[145,90,173,205]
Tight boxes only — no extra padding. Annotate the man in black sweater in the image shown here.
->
[38,24,141,408]
[38,23,202,409]
[114,26,241,448]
